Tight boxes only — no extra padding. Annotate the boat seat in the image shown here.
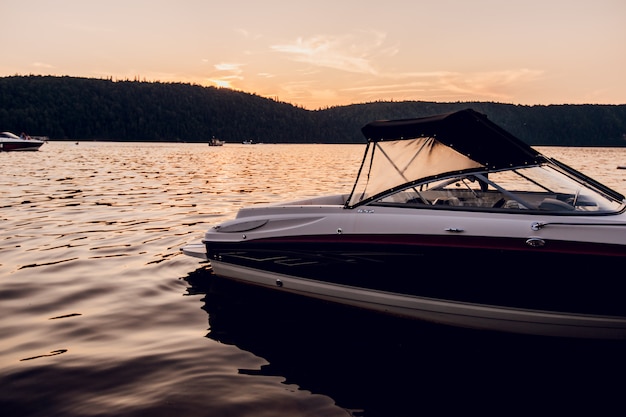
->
[538,198,575,211]
[432,197,462,206]
[503,200,524,209]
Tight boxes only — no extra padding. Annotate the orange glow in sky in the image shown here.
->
[1,0,625,109]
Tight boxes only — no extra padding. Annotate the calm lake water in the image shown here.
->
[2,141,626,417]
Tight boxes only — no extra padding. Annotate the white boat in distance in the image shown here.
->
[0,131,45,151]
[183,109,626,339]
[208,137,225,146]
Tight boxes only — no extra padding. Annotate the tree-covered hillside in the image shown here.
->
[1,75,625,146]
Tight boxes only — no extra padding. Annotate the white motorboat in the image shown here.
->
[182,109,626,339]
[0,131,45,151]
[208,137,225,146]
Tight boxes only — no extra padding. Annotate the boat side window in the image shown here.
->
[374,175,510,209]
[372,166,624,213]
[499,165,623,212]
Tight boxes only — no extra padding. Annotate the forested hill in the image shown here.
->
[2,75,626,146]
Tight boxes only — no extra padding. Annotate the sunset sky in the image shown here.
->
[2,0,625,109]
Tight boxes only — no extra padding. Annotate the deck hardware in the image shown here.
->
[444,227,464,233]
[337,228,343,234]
[531,222,546,231]
[526,237,545,247]
[276,279,283,287]
[242,234,247,239]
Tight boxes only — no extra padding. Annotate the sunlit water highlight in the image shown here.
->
[2,142,626,416]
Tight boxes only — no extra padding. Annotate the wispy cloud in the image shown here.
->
[214,63,244,73]
[235,28,262,41]
[342,68,545,102]
[208,62,245,88]
[266,32,544,105]
[270,31,391,75]
[32,62,54,69]
[436,69,545,99]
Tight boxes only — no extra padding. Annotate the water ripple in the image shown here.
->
[1,142,625,417]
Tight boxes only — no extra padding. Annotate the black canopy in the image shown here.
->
[360,109,547,171]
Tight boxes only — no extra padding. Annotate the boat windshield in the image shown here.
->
[368,165,624,213]
[1,132,21,139]
[346,136,483,207]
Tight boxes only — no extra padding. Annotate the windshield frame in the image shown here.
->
[346,109,625,211]
[363,163,626,215]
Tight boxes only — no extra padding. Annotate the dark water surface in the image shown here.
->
[2,142,626,416]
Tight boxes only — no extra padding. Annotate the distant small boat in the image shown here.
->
[208,138,225,146]
[242,140,256,145]
[617,166,626,170]
[0,131,45,152]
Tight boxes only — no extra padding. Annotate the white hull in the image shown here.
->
[0,132,45,151]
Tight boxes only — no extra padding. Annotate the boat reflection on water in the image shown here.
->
[183,267,626,416]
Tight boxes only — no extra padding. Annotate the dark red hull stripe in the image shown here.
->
[255,234,626,257]
[0,142,43,151]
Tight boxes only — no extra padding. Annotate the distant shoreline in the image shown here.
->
[2,75,626,146]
